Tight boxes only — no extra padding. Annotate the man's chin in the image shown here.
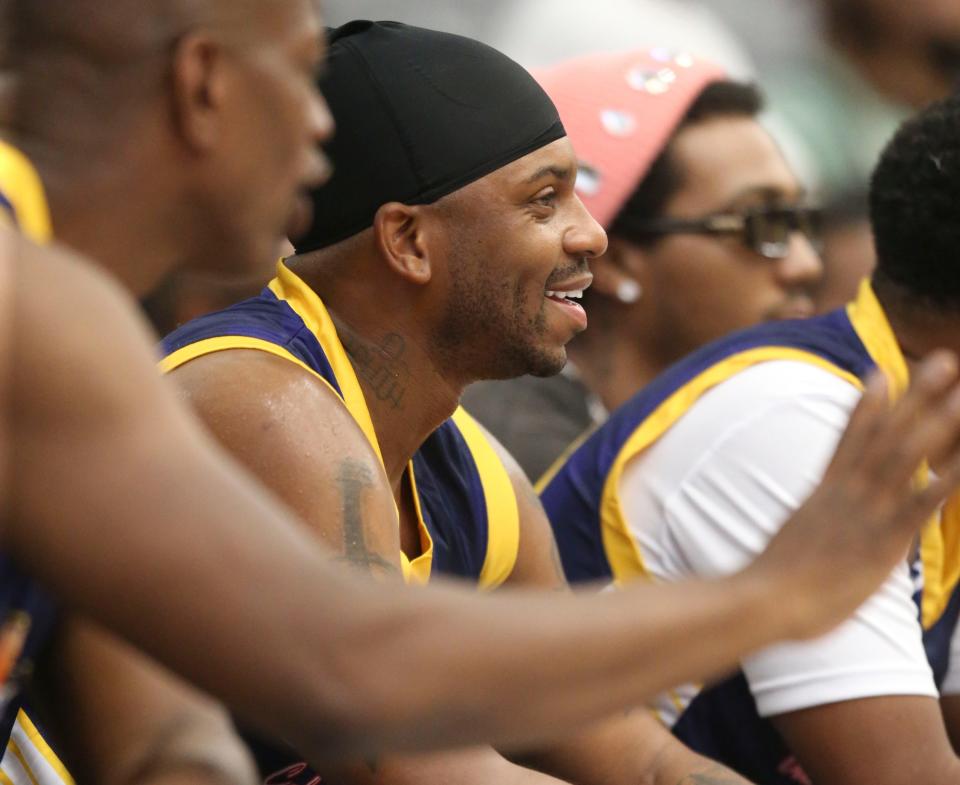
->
[525,346,568,379]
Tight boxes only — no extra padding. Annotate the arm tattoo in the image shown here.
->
[336,460,399,577]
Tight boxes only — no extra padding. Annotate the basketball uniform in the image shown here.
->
[540,281,960,784]
[161,261,520,780]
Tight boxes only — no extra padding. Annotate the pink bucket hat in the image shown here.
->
[534,49,726,229]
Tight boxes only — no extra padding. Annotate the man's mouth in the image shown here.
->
[543,274,592,331]
[545,289,585,304]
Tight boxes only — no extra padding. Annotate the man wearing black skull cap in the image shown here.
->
[158,21,958,785]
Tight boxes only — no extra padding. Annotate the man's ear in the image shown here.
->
[589,236,648,305]
[373,202,432,285]
[170,33,228,152]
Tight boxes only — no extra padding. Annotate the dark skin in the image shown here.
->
[3,0,330,780]
[168,139,956,784]
[6,0,332,295]
[14,228,960,765]
[10,0,960,773]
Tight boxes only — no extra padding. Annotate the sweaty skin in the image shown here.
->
[168,138,756,783]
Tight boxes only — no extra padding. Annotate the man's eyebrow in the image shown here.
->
[523,165,573,185]
[724,184,807,208]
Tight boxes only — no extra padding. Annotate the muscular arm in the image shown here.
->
[9,236,960,761]
[944,695,960,753]
[775,696,960,785]
[497,438,752,785]
[167,350,401,581]
[36,619,258,785]
[170,353,557,783]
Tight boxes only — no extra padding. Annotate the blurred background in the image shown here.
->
[145,0,960,330]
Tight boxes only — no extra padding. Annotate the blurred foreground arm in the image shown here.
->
[9,236,960,761]
[38,619,257,785]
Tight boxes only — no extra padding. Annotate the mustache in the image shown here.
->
[544,258,591,288]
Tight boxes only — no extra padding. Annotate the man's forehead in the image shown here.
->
[486,137,578,187]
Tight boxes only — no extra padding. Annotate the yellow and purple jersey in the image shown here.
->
[540,281,960,784]
[160,261,521,781]
[0,140,51,244]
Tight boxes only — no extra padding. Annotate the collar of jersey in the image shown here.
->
[0,140,53,244]
[846,278,960,628]
[846,278,909,399]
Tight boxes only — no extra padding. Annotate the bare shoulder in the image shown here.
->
[167,349,385,488]
[168,350,401,575]
[169,348,365,447]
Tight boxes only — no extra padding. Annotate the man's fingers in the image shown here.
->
[911,444,960,527]
[826,370,888,477]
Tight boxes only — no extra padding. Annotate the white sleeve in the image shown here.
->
[654,364,937,716]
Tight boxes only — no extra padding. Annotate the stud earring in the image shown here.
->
[616,279,642,304]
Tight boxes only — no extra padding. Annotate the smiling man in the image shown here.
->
[160,20,764,785]
[465,50,822,482]
[9,2,960,782]
[541,92,960,785]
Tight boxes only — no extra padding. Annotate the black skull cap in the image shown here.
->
[293,20,566,252]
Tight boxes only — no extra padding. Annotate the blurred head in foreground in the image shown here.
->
[1,0,332,294]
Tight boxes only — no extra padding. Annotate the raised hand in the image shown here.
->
[753,350,960,639]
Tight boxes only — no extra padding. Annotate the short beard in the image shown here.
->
[435,269,567,383]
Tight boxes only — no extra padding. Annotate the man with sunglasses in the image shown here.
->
[541,94,960,785]
[464,51,822,482]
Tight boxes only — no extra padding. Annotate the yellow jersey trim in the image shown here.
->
[400,464,435,585]
[268,263,384,465]
[13,711,75,785]
[535,423,597,494]
[0,141,52,245]
[159,278,443,584]
[601,347,864,583]
[847,280,957,627]
[845,279,909,399]
[452,408,521,589]
[159,334,338,397]
[7,739,39,785]
[268,265,441,584]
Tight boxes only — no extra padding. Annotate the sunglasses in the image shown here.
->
[618,204,824,260]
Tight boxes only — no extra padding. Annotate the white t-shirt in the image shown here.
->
[619,360,943,723]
